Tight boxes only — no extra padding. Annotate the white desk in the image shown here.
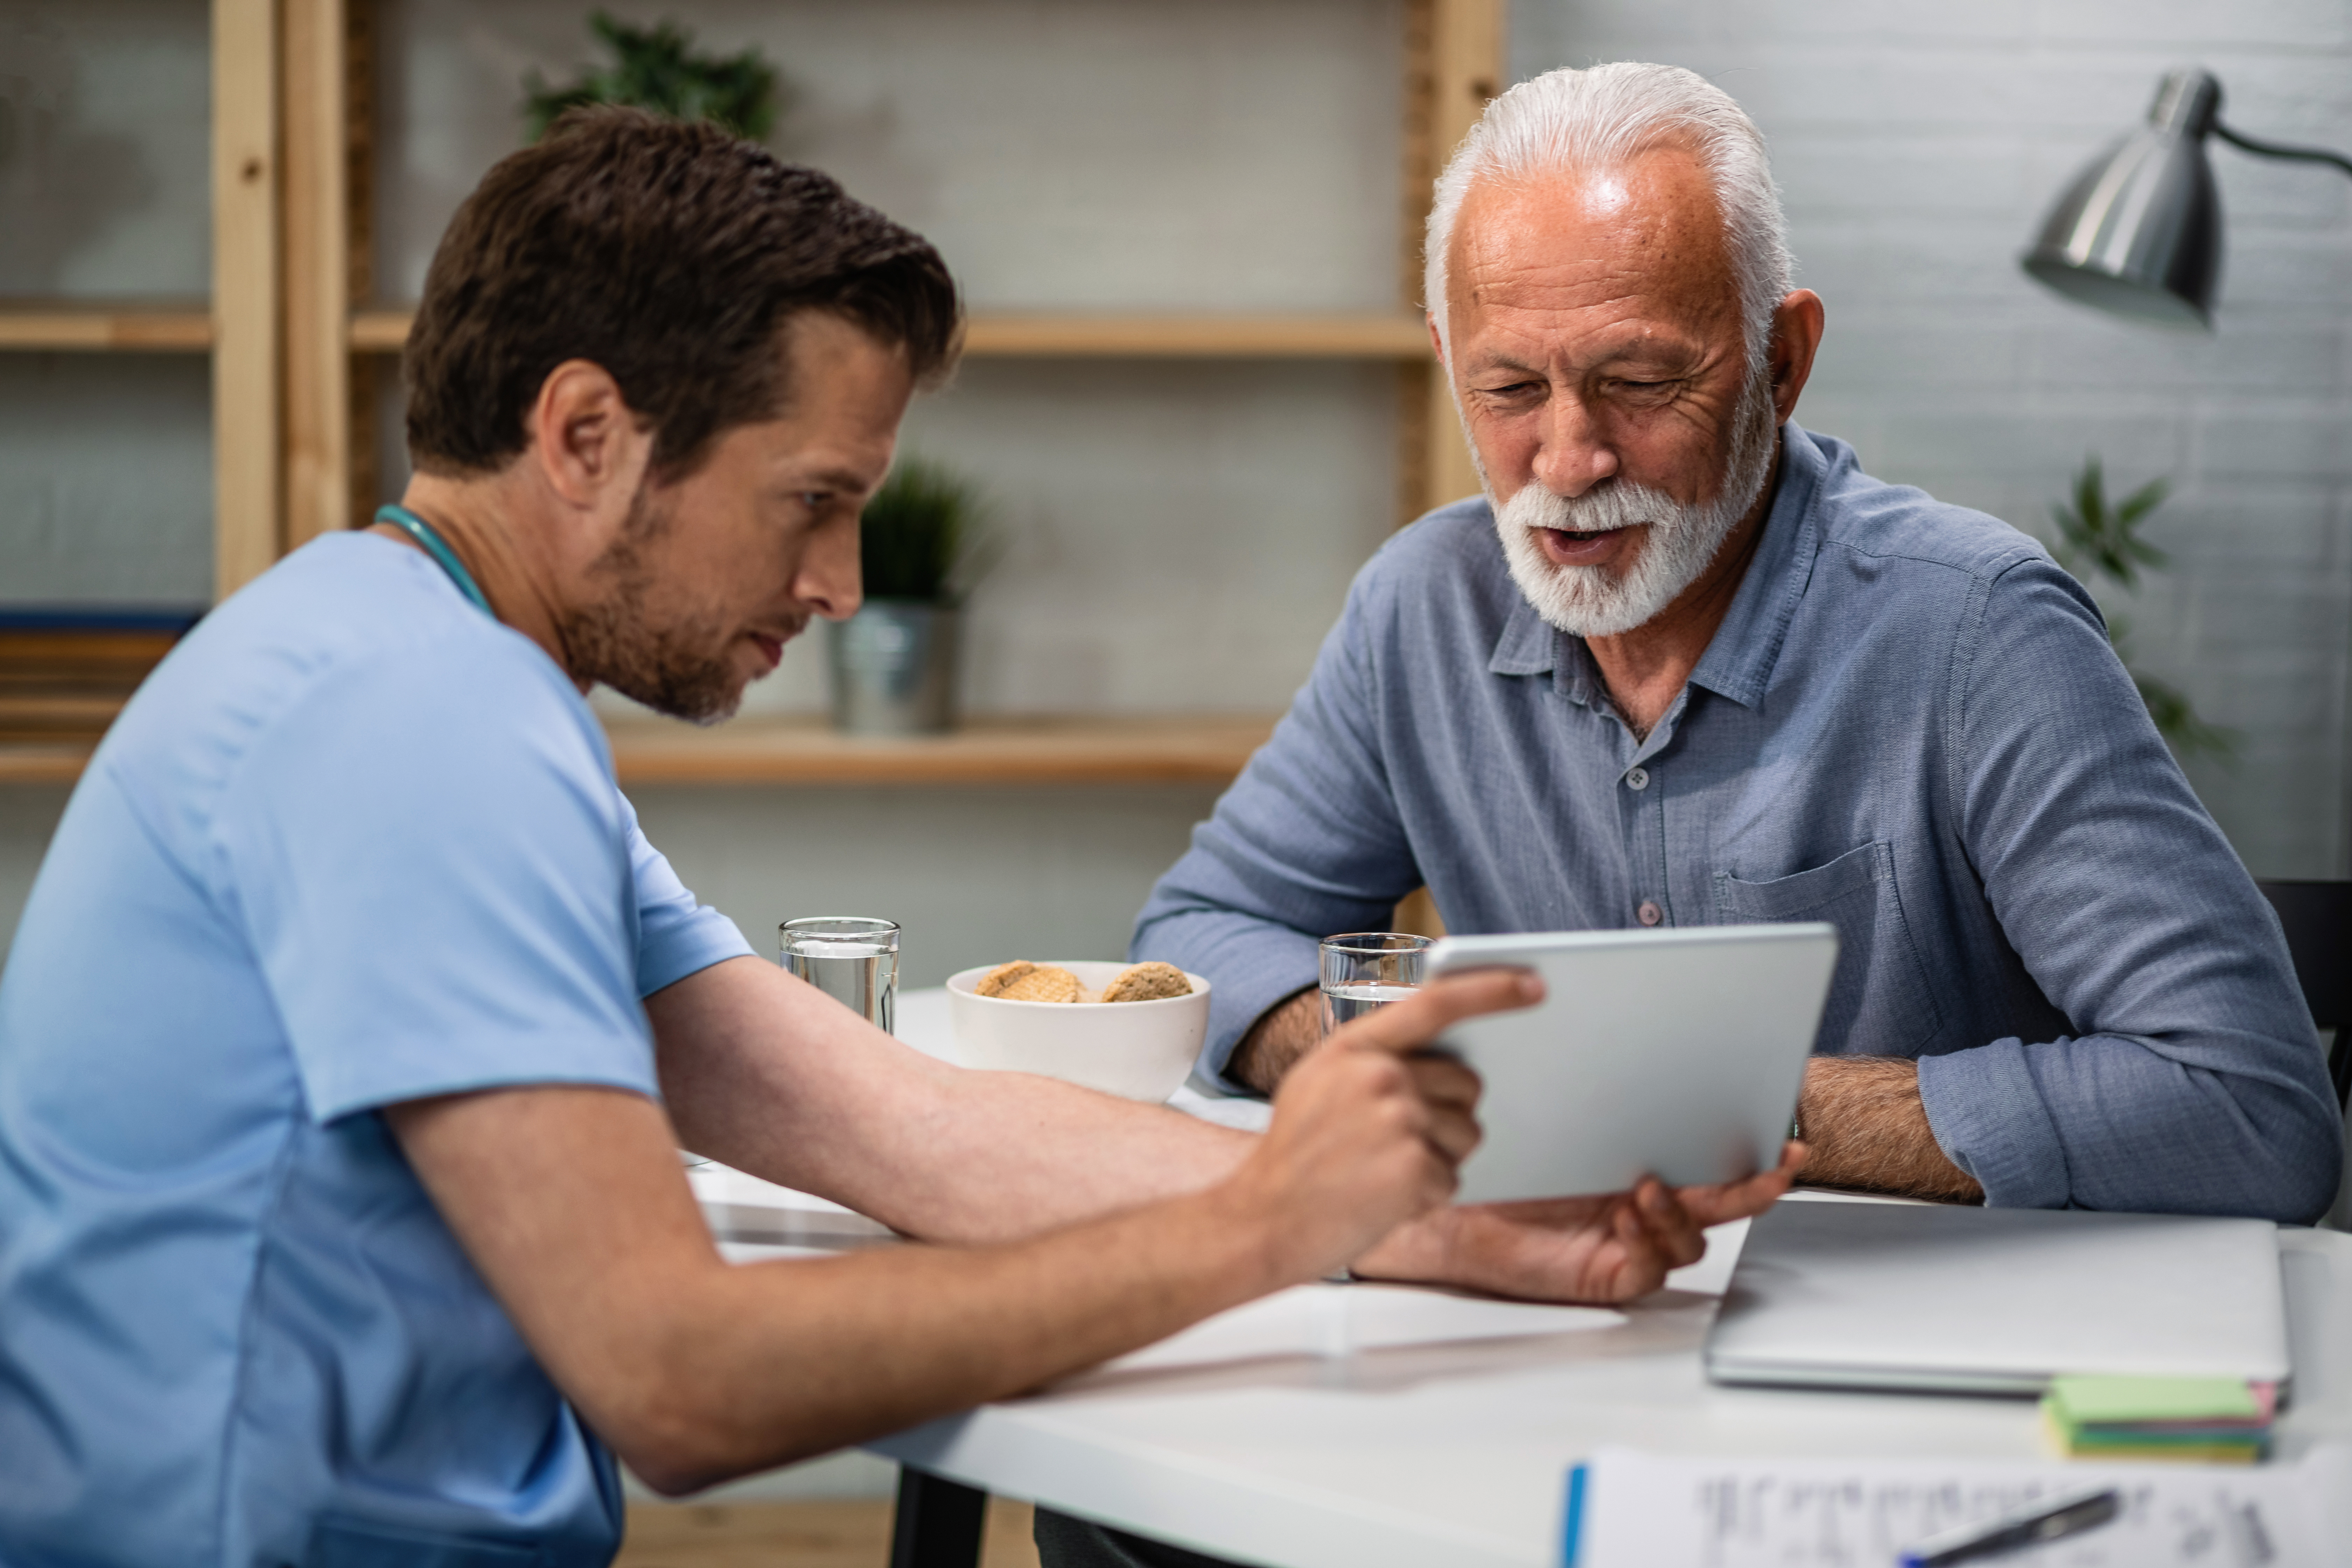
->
[695,989,2352,1568]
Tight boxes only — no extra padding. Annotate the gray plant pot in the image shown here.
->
[827,601,960,735]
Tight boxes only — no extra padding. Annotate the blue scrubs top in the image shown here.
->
[0,533,754,1567]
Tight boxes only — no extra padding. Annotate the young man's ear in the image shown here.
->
[530,359,651,512]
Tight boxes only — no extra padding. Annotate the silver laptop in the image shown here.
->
[1704,1198,2291,1395]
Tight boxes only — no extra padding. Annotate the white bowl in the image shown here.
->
[946,961,1211,1102]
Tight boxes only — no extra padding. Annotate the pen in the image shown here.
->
[1896,1485,2121,1567]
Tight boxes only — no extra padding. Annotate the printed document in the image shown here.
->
[1568,1444,2351,1567]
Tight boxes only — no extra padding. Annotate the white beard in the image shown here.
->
[1486,371,1780,639]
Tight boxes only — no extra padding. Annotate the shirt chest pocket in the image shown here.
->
[1711,840,1943,1057]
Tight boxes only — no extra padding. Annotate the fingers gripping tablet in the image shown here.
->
[1426,926,1837,1203]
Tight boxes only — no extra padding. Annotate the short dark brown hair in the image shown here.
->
[404,107,960,482]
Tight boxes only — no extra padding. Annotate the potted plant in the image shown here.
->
[830,458,994,735]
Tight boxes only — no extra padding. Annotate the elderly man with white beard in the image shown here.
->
[1129,63,2342,1234]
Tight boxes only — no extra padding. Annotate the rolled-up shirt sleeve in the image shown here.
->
[1134,559,1427,1088]
[1917,555,2343,1220]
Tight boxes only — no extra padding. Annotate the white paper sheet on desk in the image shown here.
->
[1568,1444,2352,1568]
[1104,1283,1620,1373]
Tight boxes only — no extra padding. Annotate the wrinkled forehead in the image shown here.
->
[1448,147,1743,350]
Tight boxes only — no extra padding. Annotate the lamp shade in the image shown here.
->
[2022,69,2224,328]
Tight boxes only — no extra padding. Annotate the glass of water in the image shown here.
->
[1318,932,1433,1037]
[780,916,901,1035]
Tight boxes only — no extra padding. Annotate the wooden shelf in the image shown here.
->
[0,304,213,352]
[962,313,1429,358]
[2,714,1278,789]
[607,713,1276,786]
[349,309,1429,360]
[0,741,97,784]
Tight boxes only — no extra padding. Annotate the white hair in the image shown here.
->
[1424,62,1793,371]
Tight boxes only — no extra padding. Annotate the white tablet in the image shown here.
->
[1425,925,1837,1203]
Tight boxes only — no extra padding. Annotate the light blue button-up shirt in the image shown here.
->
[1136,424,2342,1223]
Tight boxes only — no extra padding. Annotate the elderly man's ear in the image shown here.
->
[1768,290,1828,422]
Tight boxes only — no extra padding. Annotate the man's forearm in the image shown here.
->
[402,979,1520,1493]
[393,1084,1301,1494]
[650,956,1254,1245]
[1228,986,1321,1094]
[1797,1056,1983,1202]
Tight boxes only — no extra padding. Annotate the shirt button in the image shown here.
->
[1637,900,1663,926]
[1625,766,1650,791]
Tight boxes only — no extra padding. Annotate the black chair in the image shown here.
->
[2256,880,2352,1111]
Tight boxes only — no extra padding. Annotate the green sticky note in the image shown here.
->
[2045,1374,2259,1425]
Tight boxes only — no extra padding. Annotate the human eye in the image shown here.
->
[1474,377,1546,404]
[1605,375,1680,404]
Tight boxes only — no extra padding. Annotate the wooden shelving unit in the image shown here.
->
[300,0,1502,553]
[1,1,1502,791]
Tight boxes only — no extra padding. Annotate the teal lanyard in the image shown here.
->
[375,504,491,617]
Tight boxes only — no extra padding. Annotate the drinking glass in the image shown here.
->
[1318,932,1433,1038]
[781,916,901,1035]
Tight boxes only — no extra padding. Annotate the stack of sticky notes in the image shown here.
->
[2040,1374,2277,1463]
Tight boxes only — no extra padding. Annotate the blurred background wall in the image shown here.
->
[3,0,2350,969]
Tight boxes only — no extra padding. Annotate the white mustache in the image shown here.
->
[1500,479,1678,546]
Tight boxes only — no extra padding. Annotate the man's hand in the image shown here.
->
[1220,972,1528,1280]
[1353,1144,1806,1303]
[1797,1056,1982,1202]
[1228,986,1322,1094]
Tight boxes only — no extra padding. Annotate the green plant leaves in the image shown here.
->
[2052,454,2170,591]
[522,13,783,142]
[2052,454,2234,759]
[859,457,997,604]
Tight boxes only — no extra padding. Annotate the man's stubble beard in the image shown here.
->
[1485,366,1780,640]
[557,482,746,727]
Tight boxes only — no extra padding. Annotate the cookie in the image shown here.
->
[975,960,1084,1003]
[1099,961,1192,1003]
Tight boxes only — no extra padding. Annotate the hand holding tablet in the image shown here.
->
[1424,925,1839,1204]
[1328,960,1809,1302]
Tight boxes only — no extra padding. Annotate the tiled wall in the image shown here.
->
[5,1,2350,965]
[1518,1,2352,876]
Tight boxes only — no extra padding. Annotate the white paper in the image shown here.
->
[1572,1444,2352,1568]
[1102,1283,1620,1374]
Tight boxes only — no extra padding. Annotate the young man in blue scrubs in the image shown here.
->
[0,110,1797,1567]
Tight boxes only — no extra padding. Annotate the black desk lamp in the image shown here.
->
[2023,67,2352,328]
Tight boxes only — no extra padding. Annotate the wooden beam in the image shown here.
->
[0,307,213,351]
[604,714,1276,788]
[212,0,282,598]
[282,0,350,550]
[1399,0,1437,309]
[0,743,98,786]
[344,0,380,524]
[1420,0,1505,515]
[351,310,1432,361]
[963,313,1429,357]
